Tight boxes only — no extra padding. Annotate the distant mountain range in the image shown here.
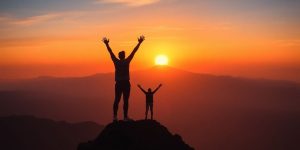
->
[0,66,300,150]
[0,115,103,150]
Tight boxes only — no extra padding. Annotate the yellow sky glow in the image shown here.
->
[0,1,299,81]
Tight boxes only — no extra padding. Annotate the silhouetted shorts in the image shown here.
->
[115,80,131,100]
[146,102,153,109]
[146,100,153,104]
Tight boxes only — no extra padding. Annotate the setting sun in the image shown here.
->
[155,55,169,66]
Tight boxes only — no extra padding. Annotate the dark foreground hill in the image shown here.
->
[78,120,194,150]
[0,116,103,150]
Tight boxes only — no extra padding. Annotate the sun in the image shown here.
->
[155,55,169,66]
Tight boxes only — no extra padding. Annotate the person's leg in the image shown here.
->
[150,103,153,120]
[113,82,122,120]
[145,103,149,120]
[123,81,131,119]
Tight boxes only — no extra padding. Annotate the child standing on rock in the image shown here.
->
[137,84,162,120]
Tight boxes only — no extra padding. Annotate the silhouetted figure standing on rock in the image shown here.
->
[138,84,162,120]
[102,35,145,122]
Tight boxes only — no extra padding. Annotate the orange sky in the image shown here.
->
[0,0,300,81]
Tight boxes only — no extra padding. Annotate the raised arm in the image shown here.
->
[102,37,118,62]
[137,84,147,94]
[153,84,162,93]
[127,35,145,61]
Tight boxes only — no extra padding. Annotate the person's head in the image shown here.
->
[148,88,152,92]
[118,51,125,60]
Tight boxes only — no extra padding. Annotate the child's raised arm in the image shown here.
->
[137,84,147,93]
[153,84,162,93]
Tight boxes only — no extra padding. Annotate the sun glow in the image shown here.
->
[155,55,169,66]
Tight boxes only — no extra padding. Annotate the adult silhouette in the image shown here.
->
[102,35,145,122]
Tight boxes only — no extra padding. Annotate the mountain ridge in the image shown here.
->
[0,67,299,150]
[1,66,299,84]
[0,115,104,150]
[78,120,194,150]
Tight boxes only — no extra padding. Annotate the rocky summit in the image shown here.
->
[78,120,194,150]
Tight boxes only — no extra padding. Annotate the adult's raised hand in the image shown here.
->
[138,35,145,43]
[102,37,110,44]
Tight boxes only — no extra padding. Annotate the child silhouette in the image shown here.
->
[137,84,162,120]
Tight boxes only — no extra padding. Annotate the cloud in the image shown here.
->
[13,14,61,26]
[274,39,300,47]
[0,14,61,26]
[0,10,93,26]
[96,0,160,6]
